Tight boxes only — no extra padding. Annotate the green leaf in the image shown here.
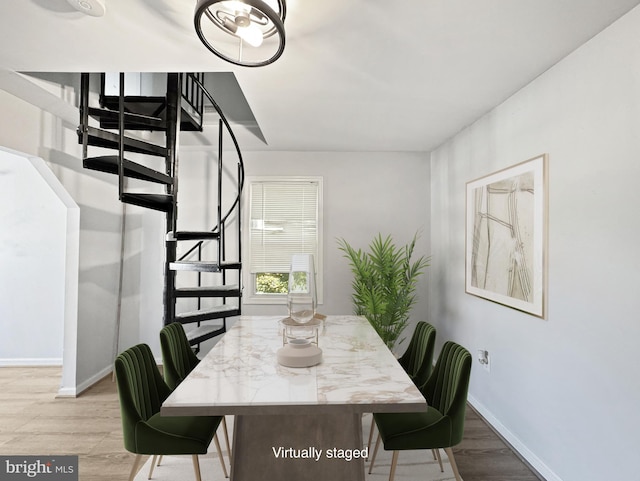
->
[337,232,430,349]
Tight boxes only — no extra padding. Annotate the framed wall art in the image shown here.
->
[465,154,548,318]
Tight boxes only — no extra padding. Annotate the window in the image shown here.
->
[244,176,323,304]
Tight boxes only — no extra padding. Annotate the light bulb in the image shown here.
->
[237,24,263,47]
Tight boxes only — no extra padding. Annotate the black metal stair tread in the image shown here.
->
[83,155,172,185]
[176,305,240,323]
[178,305,238,317]
[185,324,226,344]
[170,261,241,272]
[83,126,167,157]
[170,231,220,241]
[100,96,200,130]
[121,193,173,212]
[101,95,166,109]
[87,107,165,130]
[174,285,241,297]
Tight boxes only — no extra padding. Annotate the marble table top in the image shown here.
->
[161,315,427,416]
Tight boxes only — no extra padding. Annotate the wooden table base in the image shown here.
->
[230,413,365,481]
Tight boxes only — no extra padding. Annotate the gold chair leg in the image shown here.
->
[366,416,376,459]
[146,455,164,479]
[444,447,463,481]
[435,448,444,472]
[213,433,229,478]
[368,433,381,474]
[222,416,232,459]
[128,454,144,481]
[432,448,437,460]
[191,455,202,481]
[148,455,157,479]
[389,451,399,481]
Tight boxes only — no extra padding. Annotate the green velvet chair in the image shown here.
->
[398,321,437,387]
[369,341,472,481]
[160,322,232,467]
[114,343,227,481]
[397,321,427,374]
[367,322,437,456]
[159,322,203,390]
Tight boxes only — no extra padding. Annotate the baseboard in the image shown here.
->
[56,364,114,398]
[56,386,78,398]
[56,357,163,398]
[467,395,562,481]
[0,358,62,366]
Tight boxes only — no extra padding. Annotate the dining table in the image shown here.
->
[161,315,427,481]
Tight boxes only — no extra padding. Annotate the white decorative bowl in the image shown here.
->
[277,339,323,368]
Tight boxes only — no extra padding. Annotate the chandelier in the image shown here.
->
[194,0,286,67]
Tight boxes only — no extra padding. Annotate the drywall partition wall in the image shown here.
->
[0,84,131,395]
[429,6,640,481]
[0,147,79,370]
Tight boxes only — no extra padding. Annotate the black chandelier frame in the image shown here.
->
[194,0,287,67]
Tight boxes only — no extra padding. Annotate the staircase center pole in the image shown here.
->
[163,73,182,326]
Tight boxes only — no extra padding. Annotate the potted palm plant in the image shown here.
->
[337,233,429,350]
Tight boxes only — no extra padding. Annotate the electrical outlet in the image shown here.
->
[477,349,490,372]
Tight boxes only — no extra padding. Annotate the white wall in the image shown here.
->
[430,7,640,481]
[245,151,431,325]
[0,84,130,395]
[121,202,167,357]
[0,148,79,367]
[173,150,432,355]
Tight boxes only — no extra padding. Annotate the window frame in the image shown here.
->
[242,175,324,305]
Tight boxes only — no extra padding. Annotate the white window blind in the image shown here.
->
[249,180,320,274]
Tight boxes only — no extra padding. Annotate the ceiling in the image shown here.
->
[1,0,639,152]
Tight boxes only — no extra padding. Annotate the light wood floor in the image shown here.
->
[0,367,541,481]
[0,367,133,481]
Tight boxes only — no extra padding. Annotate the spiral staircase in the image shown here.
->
[76,72,244,348]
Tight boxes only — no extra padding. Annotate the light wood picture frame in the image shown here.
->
[465,154,548,318]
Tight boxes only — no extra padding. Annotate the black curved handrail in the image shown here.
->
[177,73,245,263]
[186,73,245,228]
